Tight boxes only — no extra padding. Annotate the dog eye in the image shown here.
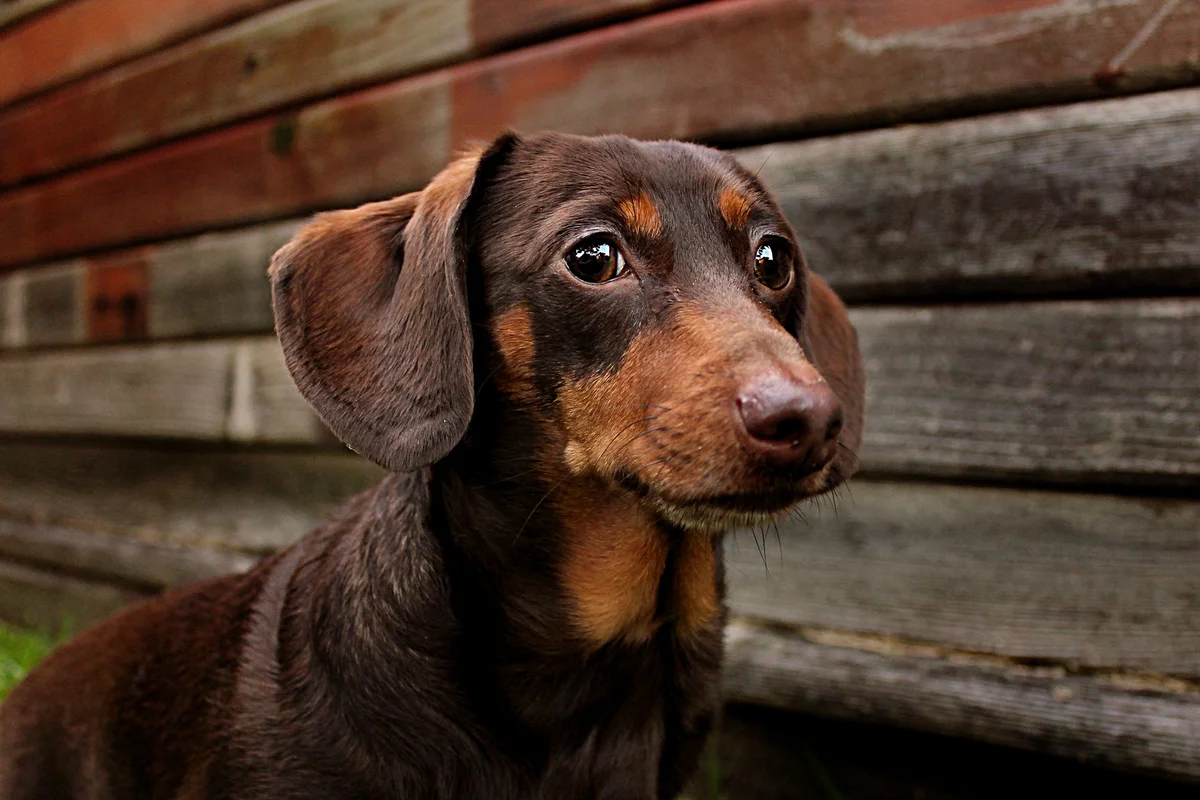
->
[565,236,627,283]
[754,238,792,290]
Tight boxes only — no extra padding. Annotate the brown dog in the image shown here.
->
[0,132,864,799]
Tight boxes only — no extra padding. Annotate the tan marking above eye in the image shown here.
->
[718,186,753,229]
[616,192,663,239]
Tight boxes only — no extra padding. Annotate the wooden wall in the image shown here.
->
[1,0,1197,785]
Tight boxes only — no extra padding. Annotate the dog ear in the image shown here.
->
[798,271,865,484]
[270,135,517,472]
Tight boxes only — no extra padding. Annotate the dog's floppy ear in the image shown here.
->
[798,271,865,483]
[270,135,517,472]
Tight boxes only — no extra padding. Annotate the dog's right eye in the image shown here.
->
[564,236,627,283]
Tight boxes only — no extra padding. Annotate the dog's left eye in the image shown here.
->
[565,236,627,283]
[754,238,793,291]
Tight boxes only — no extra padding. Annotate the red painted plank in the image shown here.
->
[2,0,1199,268]
[0,0,288,108]
[86,252,148,342]
[0,77,450,267]
[471,0,692,47]
[0,0,700,188]
[450,0,1200,144]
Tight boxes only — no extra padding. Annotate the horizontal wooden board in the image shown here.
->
[0,559,144,632]
[723,619,1200,782]
[853,300,1200,486]
[5,0,1200,266]
[0,337,327,444]
[1,300,1197,485]
[738,87,1200,301]
[0,0,65,32]
[0,0,692,186]
[0,441,381,552]
[0,0,288,108]
[709,702,1200,799]
[0,219,297,349]
[0,518,256,590]
[728,480,1200,676]
[5,87,1197,349]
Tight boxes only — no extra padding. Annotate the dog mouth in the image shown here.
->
[614,470,826,533]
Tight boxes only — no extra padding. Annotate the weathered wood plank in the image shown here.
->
[0,76,450,268]
[470,0,691,47]
[0,519,257,590]
[5,0,1200,266]
[738,88,1200,301]
[0,0,65,32]
[0,441,381,552]
[5,88,1196,350]
[1,300,1197,486]
[0,337,326,443]
[706,703,1200,800]
[853,300,1200,485]
[0,0,698,186]
[0,220,298,349]
[0,560,144,632]
[0,0,288,107]
[723,619,1200,782]
[728,480,1200,676]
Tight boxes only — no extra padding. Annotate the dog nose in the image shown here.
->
[736,376,843,472]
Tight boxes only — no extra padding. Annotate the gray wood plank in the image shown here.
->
[1,299,1197,486]
[0,560,144,632]
[728,480,1200,676]
[0,519,257,591]
[853,300,1200,485]
[0,220,298,350]
[0,337,326,443]
[723,619,1200,782]
[148,219,299,339]
[740,87,1200,301]
[0,0,65,31]
[0,441,382,552]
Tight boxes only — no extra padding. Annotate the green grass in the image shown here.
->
[0,621,59,701]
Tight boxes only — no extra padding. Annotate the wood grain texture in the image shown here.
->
[728,480,1200,675]
[448,0,1200,145]
[0,559,144,632]
[0,337,326,443]
[0,0,470,186]
[0,75,449,268]
[0,0,64,31]
[853,300,1200,486]
[0,0,700,186]
[723,619,1200,782]
[5,0,1200,266]
[147,219,299,339]
[0,441,382,552]
[0,0,288,107]
[6,86,1195,348]
[470,0,691,47]
[739,88,1200,301]
[0,518,257,590]
[0,220,298,349]
[0,300,1197,487]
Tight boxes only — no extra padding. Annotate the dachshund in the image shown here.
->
[0,131,864,799]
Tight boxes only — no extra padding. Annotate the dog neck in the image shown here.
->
[432,430,725,657]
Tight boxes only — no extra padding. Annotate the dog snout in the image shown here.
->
[735,373,843,473]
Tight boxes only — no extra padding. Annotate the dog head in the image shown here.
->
[271,132,863,534]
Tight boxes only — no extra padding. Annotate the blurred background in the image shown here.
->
[0,0,1197,797]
